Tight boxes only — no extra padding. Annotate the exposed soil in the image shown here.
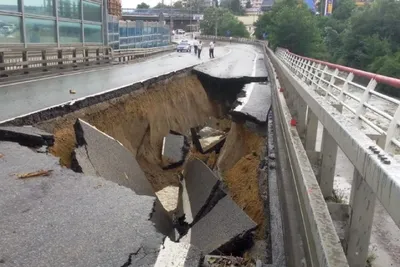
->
[35,72,268,257]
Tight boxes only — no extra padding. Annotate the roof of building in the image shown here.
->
[261,0,275,7]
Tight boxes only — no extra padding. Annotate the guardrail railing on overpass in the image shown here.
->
[274,47,400,267]
[276,48,400,154]
[205,34,400,267]
[0,45,175,82]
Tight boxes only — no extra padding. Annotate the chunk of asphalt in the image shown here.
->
[181,196,257,255]
[0,126,54,147]
[177,159,226,226]
[231,83,272,124]
[0,141,165,267]
[199,135,226,154]
[72,118,154,196]
[71,119,173,237]
[161,133,189,169]
[154,237,202,267]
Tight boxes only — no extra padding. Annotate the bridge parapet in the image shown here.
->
[276,48,400,154]
[207,34,400,267]
[274,47,400,267]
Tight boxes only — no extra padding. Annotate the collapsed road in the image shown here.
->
[0,43,285,267]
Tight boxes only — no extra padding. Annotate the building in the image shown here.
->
[260,0,274,11]
[107,15,170,50]
[0,0,104,47]
[252,0,263,9]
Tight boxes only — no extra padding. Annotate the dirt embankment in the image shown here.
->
[218,122,266,238]
[37,73,217,191]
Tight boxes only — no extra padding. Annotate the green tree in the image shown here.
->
[137,2,150,8]
[153,2,170,8]
[173,1,183,8]
[220,0,245,15]
[254,1,325,57]
[200,7,249,37]
[246,0,252,8]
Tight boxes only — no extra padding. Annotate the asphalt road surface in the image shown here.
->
[0,44,267,123]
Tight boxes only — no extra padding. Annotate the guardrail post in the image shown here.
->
[41,50,47,70]
[57,49,63,67]
[385,105,400,152]
[354,79,377,129]
[0,52,5,72]
[325,68,339,100]
[22,51,28,72]
[96,48,100,64]
[305,107,318,150]
[72,49,77,65]
[85,48,89,65]
[344,169,376,267]
[319,128,338,197]
[105,48,110,63]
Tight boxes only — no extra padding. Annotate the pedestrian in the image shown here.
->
[193,37,198,55]
[229,36,232,44]
[209,41,214,58]
[197,41,202,59]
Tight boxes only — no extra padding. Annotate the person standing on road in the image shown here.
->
[197,41,203,59]
[209,41,214,58]
[193,37,198,55]
[229,36,232,44]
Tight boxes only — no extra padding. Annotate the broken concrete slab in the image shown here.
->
[154,237,202,267]
[0,126,54,147]
[198,127,225,138]
[0,141,165,267]
[182,196,257,255]
[199,135,226,153]
[177,159,226,225]
[71,119,174,237]
[231,83,272,124]
[162,132,189,168]
[72,118,154,196]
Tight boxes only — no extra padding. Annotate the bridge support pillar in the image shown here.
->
[319,128,338,197]
[294,97,307,140]
[305,107,318,150]
[345,169,375,267]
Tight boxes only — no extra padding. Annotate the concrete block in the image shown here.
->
[71,119,173,237]
[183,196,257,255]
[0,126,54,147]
[0,141,165,267]
[177,159,226,225]
[162,133,188,168]
[199,135,226,153]
[72,119,154,196]
[154,237,202,267]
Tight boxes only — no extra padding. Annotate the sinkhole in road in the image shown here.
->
[27,71,270,263]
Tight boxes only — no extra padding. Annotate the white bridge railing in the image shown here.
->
[276,48,400,155]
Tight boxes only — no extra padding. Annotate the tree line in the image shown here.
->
[254,0,400,96]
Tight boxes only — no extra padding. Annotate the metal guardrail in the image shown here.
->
[276,48,400,154]
[0,45,175,82]
[0,46,112,76]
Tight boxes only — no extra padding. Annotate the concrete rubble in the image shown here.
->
[177,159,258,255]
[191,126,227,154]
[71,119,173,237]
[0,126,54,147]
[0,142,166,267]
[231,83,272,124]
[161,132,189,168]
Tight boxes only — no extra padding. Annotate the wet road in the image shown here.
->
[0,46,231,123]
